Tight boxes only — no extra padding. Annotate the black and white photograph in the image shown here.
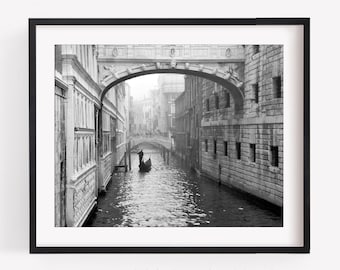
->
[6,0,340,266]
[54,44,283,228]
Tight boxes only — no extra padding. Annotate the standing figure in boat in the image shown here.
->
[137,149,144,166]
[137,149,151,172]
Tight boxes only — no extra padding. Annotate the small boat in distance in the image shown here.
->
[139,158,152,172]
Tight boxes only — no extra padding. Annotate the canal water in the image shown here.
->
[86,146,282,227]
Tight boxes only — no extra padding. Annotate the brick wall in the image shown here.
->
[200,45,283,207]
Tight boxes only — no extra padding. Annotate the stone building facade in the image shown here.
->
[130,97,153,135]
[99,82,129,190]
[54,45,130,226]
[158,74,184,137]
[174,75,203,170]
[175,45,283,207]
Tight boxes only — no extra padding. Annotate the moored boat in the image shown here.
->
[139,158,152,172]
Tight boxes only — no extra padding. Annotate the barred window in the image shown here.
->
[225,92,231,108]
[273,76,282,98]
[271,146,279,167]
[236,142,241,160]
[253,83,259,103]
[224,141,228,156]
[215,95,219,109]
[250,144,256,162]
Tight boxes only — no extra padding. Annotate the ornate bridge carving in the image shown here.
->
[97,45,246,107]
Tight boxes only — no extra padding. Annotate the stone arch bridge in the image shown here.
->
[97,44,246,107]
[129,135,172,152]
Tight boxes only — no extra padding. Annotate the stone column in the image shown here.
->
[65,78,76,227]
[97,105,104,191]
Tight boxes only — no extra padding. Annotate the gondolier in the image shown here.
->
[137,149,151,172]
[137,149,144,166]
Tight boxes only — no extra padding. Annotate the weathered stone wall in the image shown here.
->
[55,45,130,226]
[100,152,113,189]
[200,45,283,207]
[73,167,96,226]
[201,122,283,206]
[54,84,67,227]
[174,75,203,169]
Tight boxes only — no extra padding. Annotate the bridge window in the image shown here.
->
[224,141,228,156]
[213,139,217,157]
[270,146,279,167]
[215,95,219,110]
[205,139,208,152]
[273,76,282,98]
[253,45,260,54]
[236,142,241,160]
[225,92,230,108]
[252,83,259,103]
[206,99,210,111]
[250,143,256,162]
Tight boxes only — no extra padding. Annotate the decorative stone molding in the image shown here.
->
[170,47,176,57]
[112,47,118,57]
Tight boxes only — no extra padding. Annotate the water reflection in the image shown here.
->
[86,147,282,227]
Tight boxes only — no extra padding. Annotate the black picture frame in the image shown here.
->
[29,18,310,254]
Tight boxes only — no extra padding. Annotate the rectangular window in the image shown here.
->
[206,99,210,111]
[205,139,208,152]
[214,139,217,155]
[224,141,228,156]
[271,146,279,167]
[215,95,219,109]
[253,83,259,103]
[236,142,241,160]
[250,143,256,162]
[273,76,282,98]
[253,45,260,54]
[225,92,230,108]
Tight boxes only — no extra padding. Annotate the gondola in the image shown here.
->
[139,158,152,172]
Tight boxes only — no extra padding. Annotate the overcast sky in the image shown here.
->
[126,74,159,100]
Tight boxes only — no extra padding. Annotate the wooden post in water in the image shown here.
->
[124,150,127,172]
[128,141,131,171]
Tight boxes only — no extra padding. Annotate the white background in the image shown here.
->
[0,0,339,269]
[35,25,303,247]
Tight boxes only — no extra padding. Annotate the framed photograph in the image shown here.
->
[29,18,310,253]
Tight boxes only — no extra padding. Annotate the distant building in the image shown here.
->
[150,88,161,132]
[128,95,135,135]
[131,96,153,135]
[130,87,163,136]
[174,75,203,170]
[158,74,184,137]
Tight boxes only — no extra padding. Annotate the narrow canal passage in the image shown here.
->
[86,146,282,227]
